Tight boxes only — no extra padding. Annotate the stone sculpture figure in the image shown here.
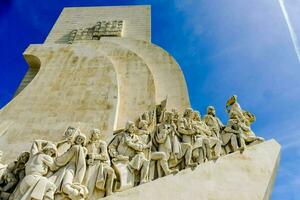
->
[177,108,202,165]
[51,132,88,200]
[0,151,30,199]
[203,106,223,160]
[155,111,194,170]
[222,117,244,154]
[226,96,264,146]
[108,121,150,189]
[56,126,78,156]
[226,95,247,123]
[191,111,212,163]
[83,129,116,199]
[156,99,168,123]
[120,121,150,185]
[171,109,180,125]
[229,112,264,147]
[138,120,177,180]
[10,140,57,200]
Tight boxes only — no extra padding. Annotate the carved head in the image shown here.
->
[42,143,57,158]
[228,119,239,130]
[183,108,193,119]
[74,133,87,146]
[163,111,173,123]
[18,152,30,164]
[193,111,201,121]
[64,126,77,141]
[138,120,148,130]
[90,129,101,141]
[125,121,136,134]
[207,106,216,116]
[171,108,178,115]
[229,111,239,120]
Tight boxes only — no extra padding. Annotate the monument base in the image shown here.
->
[103,139,280,200]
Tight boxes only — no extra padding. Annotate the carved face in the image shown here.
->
[230,119,239,130]
[172,109,179,119]
[75,135,86,145]
[64,127,76,141]
[193,111,201,121]
[127,123,136,133]
[207,106,216,116]
[138,120,148,130]
[91,129,101,141]
[184,108,193,119]
[19,152,30,163]
[163,112,173,123]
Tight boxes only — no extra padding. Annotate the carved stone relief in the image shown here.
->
[0,96,264,199]
[68,20,124,44]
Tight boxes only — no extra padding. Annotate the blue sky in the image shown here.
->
[0,0,299,199]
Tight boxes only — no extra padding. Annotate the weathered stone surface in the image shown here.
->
[0,44,119,160]
[45,6,151,43]
[0,6,191,162]
[103,139,280,200]
[104,37,190,113]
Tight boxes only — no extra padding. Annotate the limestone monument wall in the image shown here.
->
[0,5,190,162]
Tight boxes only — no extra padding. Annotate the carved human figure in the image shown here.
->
[108,121,150,186]
[203,106,223,160]
[226,96,264,146]
[0,152,30,199]
[122,121,150,185]
[178,108,208,165]
[156,99,167,123]
[171,109,180,125]
[138,120,177,180]
[222,118,243,154]
[83,129,116,199]
[156,111,194,170]
[51,131,88,200]
[56,126,78,156]
[229,112,264,146]
[10,140,57,200]
[226,95,247,123]
[191,111,212,163]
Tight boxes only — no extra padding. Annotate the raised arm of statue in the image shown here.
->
[31,140,50,156]
[56,139,68,149]
[41,154,57,172]
[124,134,145,152]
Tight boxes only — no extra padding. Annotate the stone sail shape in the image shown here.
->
[0,6,190,162]
[103,139,281,200]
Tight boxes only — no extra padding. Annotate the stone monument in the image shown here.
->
[0,5,280,200]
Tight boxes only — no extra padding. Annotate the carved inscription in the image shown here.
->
[68,20,124,43]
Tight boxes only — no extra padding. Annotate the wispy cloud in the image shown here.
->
[279,0,300,63]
